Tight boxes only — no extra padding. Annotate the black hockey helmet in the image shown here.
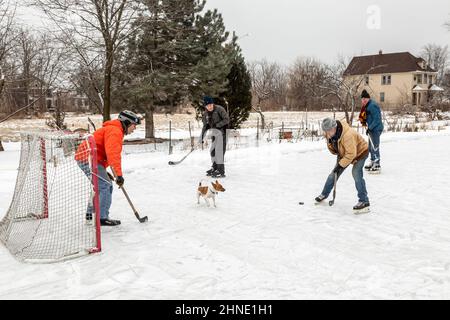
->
[118,110,141,127]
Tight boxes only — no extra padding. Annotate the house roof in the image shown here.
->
[343,52,437,76]
[429,84,444,91]
[412,85,428,92]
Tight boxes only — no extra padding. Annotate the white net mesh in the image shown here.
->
[0,132,101,263]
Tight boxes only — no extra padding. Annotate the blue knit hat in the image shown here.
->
[203,96,214,106]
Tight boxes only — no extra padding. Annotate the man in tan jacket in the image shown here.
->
[315,118,370,212]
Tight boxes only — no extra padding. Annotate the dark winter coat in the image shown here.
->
[366,99,384,133]
[200,105,230,140]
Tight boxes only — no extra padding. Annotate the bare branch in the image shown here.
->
[31,0,139,120]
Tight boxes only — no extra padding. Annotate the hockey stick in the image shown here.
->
[329,155,340,206]
[111,168,148,223]
[168,143,200,166]
[367,133,380,165]
[88,117,97,131]
[329,172,338,206]
[367,133,379,152]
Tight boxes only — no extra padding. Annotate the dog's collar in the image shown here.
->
[210,183,218,195]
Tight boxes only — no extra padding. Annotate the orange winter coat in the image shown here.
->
[75,120,125,176]
[327,120,369,168]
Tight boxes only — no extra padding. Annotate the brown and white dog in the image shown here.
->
[197,180,226,207]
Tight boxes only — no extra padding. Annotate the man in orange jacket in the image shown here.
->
[76,110,141,226]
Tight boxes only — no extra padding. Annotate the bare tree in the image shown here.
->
[287,57,328,112]
[310,61,387,124]
[249,60,287,108]
[33,0,140,121]
[0,1,16,73]
[34,33,70,93]
[68,59,104,114]
[248,60,287,128]
[34,34,72,128]
[14,29,39,114]
[443,70,450,101]
[0,0,18,151]
[421,44,449,85]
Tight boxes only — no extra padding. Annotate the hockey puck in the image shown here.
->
[298,202,304,205]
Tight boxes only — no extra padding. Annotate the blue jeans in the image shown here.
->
[77,162,113,219]
[368,131,382,164]
[321,155,369,203]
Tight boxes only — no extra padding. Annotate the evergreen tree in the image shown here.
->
[190,9,231,111]
[217,35,252,129]
[119,0,206,139]
[117,1,247,136]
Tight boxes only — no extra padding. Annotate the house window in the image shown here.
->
[380,92,385,102]
[417,74,422,84]
[423,74,427,84]
[429,75,433,84]
[365,76,369,85]
[382,75,391,85]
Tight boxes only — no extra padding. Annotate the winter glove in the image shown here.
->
[366,129,370,136]
[333,164,345,176]
[115,176,124,187]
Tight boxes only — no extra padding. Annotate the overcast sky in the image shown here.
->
[205,0,450,65]
[17,0,450,66]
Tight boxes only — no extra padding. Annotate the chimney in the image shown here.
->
[379,50,383,55]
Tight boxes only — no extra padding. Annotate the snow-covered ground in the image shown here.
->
[8,111,447,140]
[1,129,450,299]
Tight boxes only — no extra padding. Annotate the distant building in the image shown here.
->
[7,76,90,114]
[344,51,444,109]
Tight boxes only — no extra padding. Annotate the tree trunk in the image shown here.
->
[349,96,356,125]
[253,99,265,129]
[252,106,265,130]
[345,110,350,124]
[145,105,155,139]
[103,49,114,122]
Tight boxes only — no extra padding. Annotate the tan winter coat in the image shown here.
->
[327,120,369,168]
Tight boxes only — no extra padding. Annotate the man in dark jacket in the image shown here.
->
[199,96,230,178]
[359,90,384,173]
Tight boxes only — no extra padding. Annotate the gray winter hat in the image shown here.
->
[321,118,337,132]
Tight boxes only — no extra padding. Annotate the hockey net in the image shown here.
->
[0,132,101,263]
